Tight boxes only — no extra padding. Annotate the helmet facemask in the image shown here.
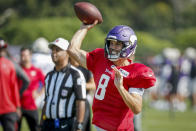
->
[105,39,122,61]
[104,25,137,61]
[105,36,137,62]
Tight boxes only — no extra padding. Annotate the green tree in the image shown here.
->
[174,28,196,50]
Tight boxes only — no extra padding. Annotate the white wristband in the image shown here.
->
[129,88,144,96]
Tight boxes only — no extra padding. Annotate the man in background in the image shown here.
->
[18,47,45,131]
[31,37,54,108]
[0,38,21,131]
[0,37,30,97]
[32,37,54,75]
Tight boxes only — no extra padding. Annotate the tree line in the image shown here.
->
[0,0,196,58]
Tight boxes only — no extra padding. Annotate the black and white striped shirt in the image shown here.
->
[44,64,86,119]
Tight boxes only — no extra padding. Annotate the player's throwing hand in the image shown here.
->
[80,20,98,30]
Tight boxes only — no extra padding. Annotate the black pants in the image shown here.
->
[0,112,18,131]
[83,100,91,131]
[41,117,75,131]
[18,109,39,131]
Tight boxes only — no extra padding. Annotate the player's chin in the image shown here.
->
[117,57,127,63]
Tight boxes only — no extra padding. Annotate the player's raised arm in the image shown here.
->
[68,21,98,69]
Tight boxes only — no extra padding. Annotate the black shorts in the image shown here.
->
[18,109,39,131]
[0,112,18,131]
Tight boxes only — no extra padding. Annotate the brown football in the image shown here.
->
[74,2,103,24]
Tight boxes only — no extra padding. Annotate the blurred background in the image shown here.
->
[1,0,196,131]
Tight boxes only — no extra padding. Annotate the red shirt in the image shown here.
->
[86,48,156,131]
[0,57,20,114]
[20,65,45,110]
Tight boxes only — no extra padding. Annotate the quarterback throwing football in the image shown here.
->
[68,21,156,131]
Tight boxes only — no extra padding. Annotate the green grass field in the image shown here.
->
[142,107,196,131]
[1,107,196,131]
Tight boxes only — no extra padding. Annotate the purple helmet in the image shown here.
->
[104,25,137,61]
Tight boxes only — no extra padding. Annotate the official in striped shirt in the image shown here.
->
[40,38,86,131]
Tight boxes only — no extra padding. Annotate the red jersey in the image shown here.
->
[20,65,45,110]
[0,57,20,114]
[86,48,156,131]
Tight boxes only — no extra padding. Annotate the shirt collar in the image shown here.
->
[54,63,71,73]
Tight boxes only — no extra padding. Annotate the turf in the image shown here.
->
[142,107,196,131]
[1,107,196,131]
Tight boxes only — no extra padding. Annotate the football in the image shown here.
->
[74,2,103,24]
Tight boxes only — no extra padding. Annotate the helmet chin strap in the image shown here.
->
[108,49,135,62]
[108,53,119,61]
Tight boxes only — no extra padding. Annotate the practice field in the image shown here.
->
[1,107,196,131]
[142,107,196,131]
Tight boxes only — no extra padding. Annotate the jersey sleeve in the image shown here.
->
[124,63,156,89]
[44,72,51,102]
[73,70,86,100]
[10,64,21,107]
[134,65,156,89]
[14,62,30,96]
[86,48,103,72]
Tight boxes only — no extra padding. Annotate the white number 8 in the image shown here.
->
[95,74,110,100]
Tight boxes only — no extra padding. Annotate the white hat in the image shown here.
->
[32,37,50,53]
[49,38,69,50]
